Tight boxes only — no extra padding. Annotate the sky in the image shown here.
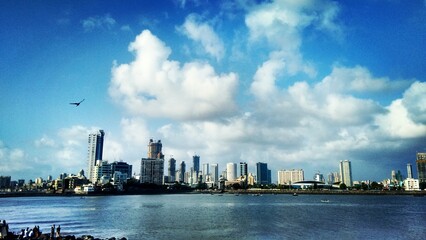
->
[1,0,425,183]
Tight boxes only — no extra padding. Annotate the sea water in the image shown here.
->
[1,194,425,239]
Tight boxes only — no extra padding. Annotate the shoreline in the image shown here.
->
[1,189,424,198]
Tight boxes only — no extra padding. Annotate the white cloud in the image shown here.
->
[316,65,412,94]
[245,0,341,77]
[109,30,238,120]
[0,140,29,173]
[375,81,426,138]
[120,118,151,148]
[375,99,426,138]
[178,14,225,61]
[81,14,116,32]
[323,94,383,125]
[250,55,285,100]
[402,81,426,124]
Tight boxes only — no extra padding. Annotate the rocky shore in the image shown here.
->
[0,220,126,240]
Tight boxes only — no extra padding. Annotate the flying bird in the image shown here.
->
[70,99,85,106]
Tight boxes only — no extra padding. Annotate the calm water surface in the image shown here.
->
[1,194,425,239]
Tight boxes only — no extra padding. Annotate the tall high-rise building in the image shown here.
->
[192,155,200,184]
[140,158,164,185]
[140,139,164,185]
[240,162,248,178]
[391,170,398,181]
[407,163,413,179]
[202,163,209,182]
[210,163,219,184]
[278,169,304,185]
[226,163,237,181]
[416,153,426,183]
[168,158,176,182]
[256,162,269,185]
[339,160,353,187]
[87,130,105,183]
[179,161,186,183]
[193,155,200,173]
[148,139,164,159]
[202,163,209,175]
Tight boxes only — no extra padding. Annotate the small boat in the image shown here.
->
[321,199,330,203]
[293,192,298,196]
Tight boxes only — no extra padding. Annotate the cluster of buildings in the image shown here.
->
[277,160,353,188]
[1,129,425,193]
[139,138,272,189]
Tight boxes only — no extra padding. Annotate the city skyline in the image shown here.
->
[0,134,421,186]
[1,1,425,182]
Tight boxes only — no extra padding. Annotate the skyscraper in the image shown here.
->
[87,130,105,183]
[339,160,353,187]
[226,163,237,181]
[210,163,219,185]
[193,155,200,173]
[256,162,269,185]
[140,158,164,185]
[179,161,186,183]
[240,162,248,178]
[407,163,413,179]
[140,139,164,185]
[202,163,209,182]
[148,139,164,159]
[168,158,176,182]
[416,153,426,183]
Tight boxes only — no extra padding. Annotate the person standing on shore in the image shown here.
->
[0,220,9,239]
[50,224,55,239]
[56,225,61,238]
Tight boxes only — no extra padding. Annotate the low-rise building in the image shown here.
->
[404,178,419,191]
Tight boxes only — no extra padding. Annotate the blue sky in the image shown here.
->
[1,0,425,182]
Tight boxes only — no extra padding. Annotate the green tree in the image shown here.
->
[339,183,347,190]
[232,183,241,190]
[370,181,380,190]
[419,182,426,190]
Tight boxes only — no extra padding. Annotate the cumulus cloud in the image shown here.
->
[150,62,425,181]
[0,140,29,173]
[375,81,426,138]
[178,14,225,61]
[81,14,116,32]
[120,118,151,148]
[375,99,426,139]
[245,0,341,77]
[109,30,238,120]
[402,81,426,124]
[250,55,285,100]
[103,8,424,180]
[316,65,412,94]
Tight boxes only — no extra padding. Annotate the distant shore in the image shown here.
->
[1,189,424,198]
